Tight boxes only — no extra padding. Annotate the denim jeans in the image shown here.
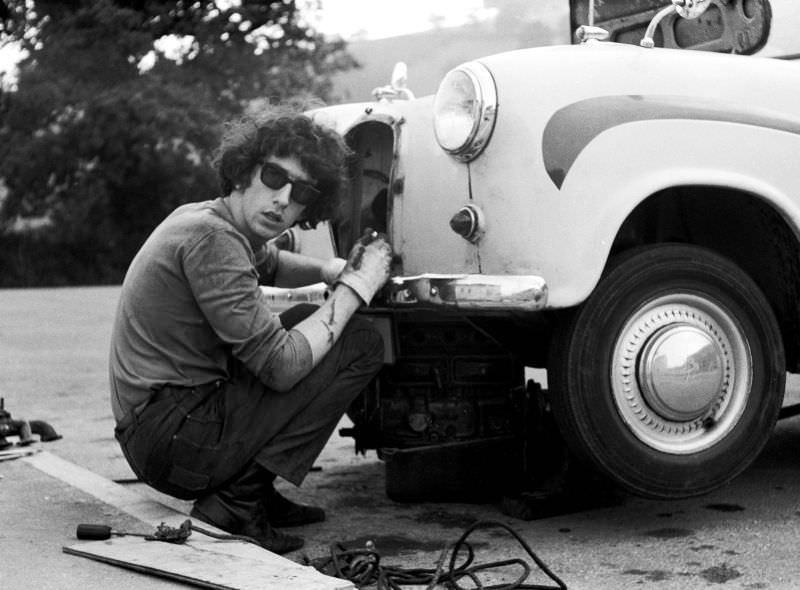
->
[115,304,384,500]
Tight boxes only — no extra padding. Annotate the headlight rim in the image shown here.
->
[433,61,498,163]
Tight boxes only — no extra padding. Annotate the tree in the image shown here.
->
[0,0,357,285]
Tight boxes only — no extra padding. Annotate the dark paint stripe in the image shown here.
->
[542,95,800,189]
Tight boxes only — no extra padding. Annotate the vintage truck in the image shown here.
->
[264,0,800,501]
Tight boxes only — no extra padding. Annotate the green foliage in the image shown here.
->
[0,0,356,285]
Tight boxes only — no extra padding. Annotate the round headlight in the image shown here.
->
[433,61,497,162]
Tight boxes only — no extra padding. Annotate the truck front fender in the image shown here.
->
[548,116,800,307]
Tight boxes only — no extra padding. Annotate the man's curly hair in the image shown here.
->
[213,107,350,229]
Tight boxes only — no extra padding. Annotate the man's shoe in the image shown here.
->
[190,502,304,554]
[263,487,326,528]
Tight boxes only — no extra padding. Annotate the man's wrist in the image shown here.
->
[321,257,347,285]
[332,280,368,306]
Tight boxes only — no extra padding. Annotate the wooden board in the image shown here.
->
[23,452,354,590]
[63,535,355,590]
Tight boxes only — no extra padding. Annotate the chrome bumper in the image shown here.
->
[261,274,547,312]
[387,274,547,311]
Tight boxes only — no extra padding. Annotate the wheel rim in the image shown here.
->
[611,293,752,454]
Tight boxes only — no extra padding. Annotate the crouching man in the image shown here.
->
[109,108,392,554]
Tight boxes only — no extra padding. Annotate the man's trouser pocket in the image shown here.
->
[115,381,244,500]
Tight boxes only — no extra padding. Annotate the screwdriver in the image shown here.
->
[76,524,150,540]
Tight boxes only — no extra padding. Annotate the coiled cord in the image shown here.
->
[308,520,568,590]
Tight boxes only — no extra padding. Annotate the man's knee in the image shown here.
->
[341,315,384,369]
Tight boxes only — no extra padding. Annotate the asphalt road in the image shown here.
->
[2,285,800,589]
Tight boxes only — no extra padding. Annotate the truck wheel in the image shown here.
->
[548,243,784,499]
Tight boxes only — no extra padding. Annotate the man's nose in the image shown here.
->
[273,183,292,207]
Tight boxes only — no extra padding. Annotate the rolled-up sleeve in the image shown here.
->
[182,229,312,391]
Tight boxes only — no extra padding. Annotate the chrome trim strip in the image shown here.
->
[260,283,329,313]
[388,273,548,311]
[260,274,548,312]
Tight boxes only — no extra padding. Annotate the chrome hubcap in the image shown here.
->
[611,294,751,454]
[638,325,724,421]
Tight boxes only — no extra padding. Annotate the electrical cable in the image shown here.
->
[308,520,568,590]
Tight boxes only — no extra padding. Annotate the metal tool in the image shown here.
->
[76,520,259,546]
[0,397,62,450]
[76,524,150,540]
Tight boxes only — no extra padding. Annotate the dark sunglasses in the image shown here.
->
[259,162,321,206]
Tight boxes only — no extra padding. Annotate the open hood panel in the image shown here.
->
[570,0,771,54]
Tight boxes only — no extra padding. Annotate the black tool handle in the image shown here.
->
[76,524,113,540]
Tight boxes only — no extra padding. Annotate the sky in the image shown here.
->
[310,0,489,40]
[0,1,484,79]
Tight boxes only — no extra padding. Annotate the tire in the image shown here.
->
[548,244,785,499]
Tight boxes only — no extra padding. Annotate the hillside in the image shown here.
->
[330,2,571,102]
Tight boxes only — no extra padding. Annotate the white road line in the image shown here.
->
[23,450,185,526]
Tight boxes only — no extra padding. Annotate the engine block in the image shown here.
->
[349,314,525,450]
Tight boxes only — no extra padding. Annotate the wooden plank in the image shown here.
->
[25,452,354,590]
[63,536,356,590]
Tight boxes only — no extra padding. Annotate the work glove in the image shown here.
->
[335,228,393,305]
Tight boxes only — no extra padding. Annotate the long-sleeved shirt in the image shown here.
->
[109,198,311,424]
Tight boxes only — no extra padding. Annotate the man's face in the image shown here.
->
[234,156,315,245]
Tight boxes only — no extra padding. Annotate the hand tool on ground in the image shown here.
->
[77,524,151,540]
[77,521,193,543]
[76,519,264,547]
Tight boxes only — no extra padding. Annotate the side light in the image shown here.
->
[433,61,497,162]
[449,204,485,243]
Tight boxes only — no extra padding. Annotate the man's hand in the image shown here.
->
[335,228,392,304]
